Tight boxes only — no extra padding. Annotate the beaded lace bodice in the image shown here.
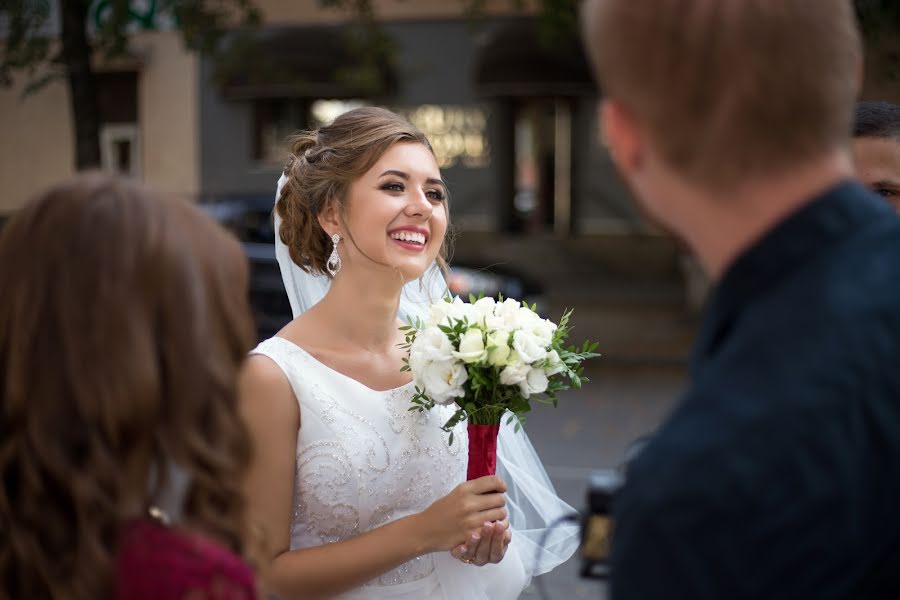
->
[250,337,467,590]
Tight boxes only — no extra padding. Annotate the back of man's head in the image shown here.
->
[583,0,862,191]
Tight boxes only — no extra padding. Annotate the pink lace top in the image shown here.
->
[114,519,256,599]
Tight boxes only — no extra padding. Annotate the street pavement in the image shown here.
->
[517,363,688,600]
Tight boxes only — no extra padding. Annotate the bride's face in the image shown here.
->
[340,142,448,282]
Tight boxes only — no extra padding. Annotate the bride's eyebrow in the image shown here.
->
[378,170,446,188]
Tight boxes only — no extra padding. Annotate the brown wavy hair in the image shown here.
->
[0,173,256,599]
[278,106,452,280]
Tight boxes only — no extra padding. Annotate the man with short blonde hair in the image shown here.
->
[586,0,860,193]
[583,1,900,598]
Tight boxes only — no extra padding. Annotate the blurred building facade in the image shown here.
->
[0,0,695,361]
[0,2,201,212]
[0,0,652,227]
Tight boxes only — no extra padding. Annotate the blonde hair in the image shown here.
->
[278,106,451,277]
[584,0,861,190]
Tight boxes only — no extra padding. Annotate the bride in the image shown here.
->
[240,106,578,599]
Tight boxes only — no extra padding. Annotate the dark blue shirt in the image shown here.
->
[611,182,900,600]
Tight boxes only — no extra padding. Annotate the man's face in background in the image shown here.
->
[851,135,900,211]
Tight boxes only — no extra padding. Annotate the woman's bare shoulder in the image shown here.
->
[239,354,299,428]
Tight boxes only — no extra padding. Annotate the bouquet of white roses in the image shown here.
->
[402,295,599,479]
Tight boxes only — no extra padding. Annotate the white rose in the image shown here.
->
[421,359,468,405]
[411,326,455,362]
[427,300,453,327]
[495,298,525,329]
[518,367,549,398]
[499,358,530,386]
[472,297,497,326]
[453,329,488,364]
[516,304,541,325]
[486,329,512,366]
[447,296,480,325]
[409,347,429,379]
[484,313,507,330]
[543,349,566,376]
[512,330,548,365]
[530,318,557,347]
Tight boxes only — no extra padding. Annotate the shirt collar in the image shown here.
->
[690,180,891,376]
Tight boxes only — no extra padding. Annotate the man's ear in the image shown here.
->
[317,199,341,236]
[599,99,643,175]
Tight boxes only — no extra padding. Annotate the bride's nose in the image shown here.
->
[406,189,433,218]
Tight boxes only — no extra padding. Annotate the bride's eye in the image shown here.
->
[380,182,405,193]
[426,189,446,202]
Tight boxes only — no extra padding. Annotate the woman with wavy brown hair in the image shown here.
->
[0,173,258,599]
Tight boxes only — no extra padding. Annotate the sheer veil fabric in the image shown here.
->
[272,173,579,597]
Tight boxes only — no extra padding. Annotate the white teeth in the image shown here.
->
[390,231,426,245]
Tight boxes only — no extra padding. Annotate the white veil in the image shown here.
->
[273,174,580,595]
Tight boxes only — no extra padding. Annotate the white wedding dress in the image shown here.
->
[250,336,535,599]
[253,174,580,599]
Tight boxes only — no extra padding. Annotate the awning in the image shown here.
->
[473,19,597,97]
[220,25,396,100]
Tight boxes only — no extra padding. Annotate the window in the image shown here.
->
[252,99,492,171]
[510,98,572,234]
[96,71,140,178]
[254,98,367,164]
[309,99,367,128]
[101,124,141,178]
[395,105,490,169]
[254,98,307,164]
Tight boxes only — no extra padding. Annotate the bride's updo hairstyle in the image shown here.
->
[278,106,451,279]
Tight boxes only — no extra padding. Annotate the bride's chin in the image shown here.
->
[393,261,431,283]
[399,268,428,284]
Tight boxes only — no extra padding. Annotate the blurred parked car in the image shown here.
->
[202,197,543,339]
[447,262,544,312]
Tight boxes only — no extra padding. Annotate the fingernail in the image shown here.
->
[459,545,468,553]
[471,534,480,542]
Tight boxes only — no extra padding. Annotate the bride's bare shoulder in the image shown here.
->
[239,354,301,434]
[275,311,328,353]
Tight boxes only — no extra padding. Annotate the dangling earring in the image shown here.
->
[326,233,342,277]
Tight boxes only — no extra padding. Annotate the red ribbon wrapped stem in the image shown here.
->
[466,423,501,480]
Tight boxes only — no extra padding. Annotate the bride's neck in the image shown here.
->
[316,269,403,352]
